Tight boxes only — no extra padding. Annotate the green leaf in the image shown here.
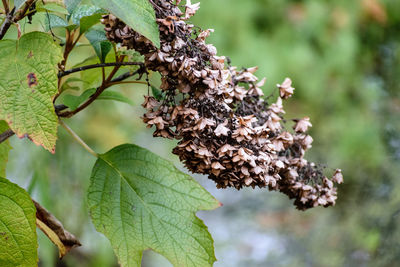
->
[0,121,12,177]
[97,91,134,105]
[92,0,160,48]
[80,13,103,33]
[64,88,133,110]
[0,32,63,152]
[71,5,104,25]
[60,83,80,92]
[63,88,96,110]
[37,3,69,15]
[44,14,69,31]
[85,30,112,63]
[64,0,82,14]
[0,177,38,267]
[64,77,86,83]
[60,77,87,92]
[87,144,220,267]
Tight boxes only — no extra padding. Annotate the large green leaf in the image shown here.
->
[0,121,12,177]
[92,0,160,48]
[87,144,220,267]
[0,32,63,152]
[0,177,38,267]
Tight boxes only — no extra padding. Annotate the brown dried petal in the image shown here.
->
[142,96,159,109]
[332,169,344,184]
[294,117,312,133]
[277,78,295,99]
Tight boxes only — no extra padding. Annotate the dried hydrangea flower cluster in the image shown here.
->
[101,0,343,210]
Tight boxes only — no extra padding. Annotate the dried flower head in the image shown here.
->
[102,0,343,210]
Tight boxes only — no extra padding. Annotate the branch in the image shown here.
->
[2,0,9,14]
[14,0,36,21]
[0,0,36,40]
[58,62,144,78]
[0,7,14,39]
[59,120,98,157]
[0,129,14,143]
[58,64,146,118]
[55,104,69,113]
[111,68,145,83]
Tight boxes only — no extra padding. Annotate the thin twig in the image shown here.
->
[55,104,69,113]
[58,62,144,78]
[108,80,148,86]
[59,29,74,71]
[58,56,138,118]
[101,66,106,82]
[111,68,145,83]
[14,0,36,21]
[59,120,98,157]
[0,0,37,40]
[0,0,36,40]
[2,0,9,14]
[0,6,14,39]
[0,129,14,143]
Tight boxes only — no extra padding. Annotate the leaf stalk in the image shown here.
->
[59,119,98,157]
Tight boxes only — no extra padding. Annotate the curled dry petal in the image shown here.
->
[294,117,312,133]
[277,78,295,99]
[184,0,201,19]
[212,161,226,170]
[214,120,230,136]
[142,96,159,109]
[332,169,344,184]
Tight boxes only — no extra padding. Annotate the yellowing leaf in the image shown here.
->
[87,144,220,267]
[0,32,63,152]
[36,219,67,257]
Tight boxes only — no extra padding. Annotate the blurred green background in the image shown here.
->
[4,0,400,266]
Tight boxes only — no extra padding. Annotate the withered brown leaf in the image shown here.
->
[34,200,81,258]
